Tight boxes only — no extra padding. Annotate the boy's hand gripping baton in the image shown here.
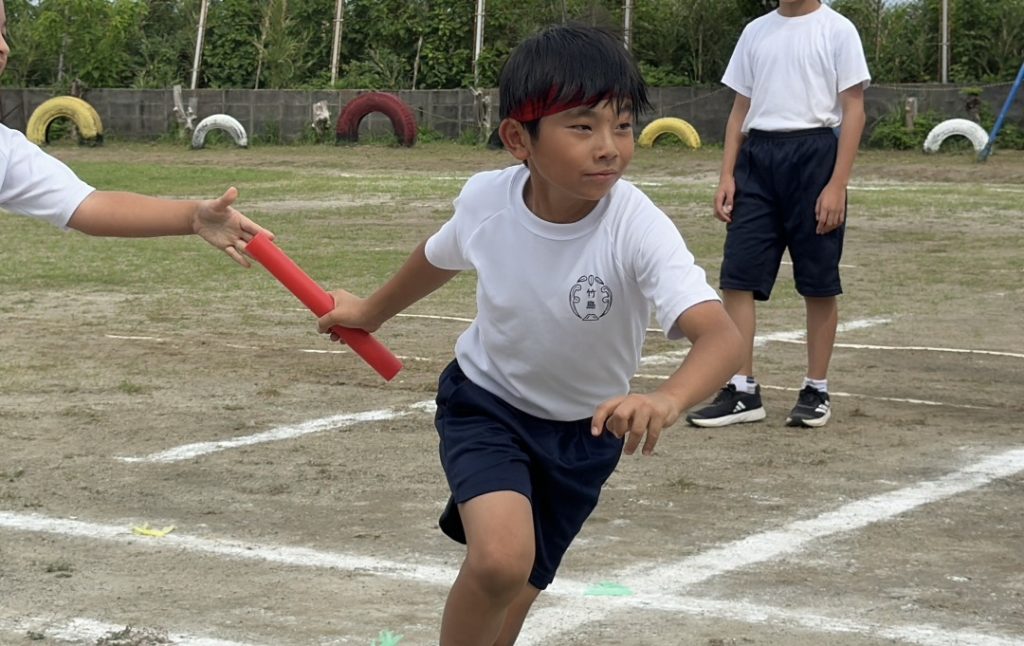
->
[245,231,402,381]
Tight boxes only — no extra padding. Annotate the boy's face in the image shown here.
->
[0,1,7,76]
[503,100,635,219]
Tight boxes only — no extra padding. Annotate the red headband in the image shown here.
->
[509,87,593,122]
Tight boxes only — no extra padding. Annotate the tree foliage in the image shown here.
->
[1,0,1022,90]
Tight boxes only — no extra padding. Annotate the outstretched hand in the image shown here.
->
[591,392,682,456]
[194,187,273,267]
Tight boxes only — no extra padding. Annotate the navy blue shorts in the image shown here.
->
[434,360,623,589]
[720,128,845,301]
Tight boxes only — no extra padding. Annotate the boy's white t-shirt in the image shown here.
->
[0,123,95,228]
[425,165,719,421]
[722,4,871,133]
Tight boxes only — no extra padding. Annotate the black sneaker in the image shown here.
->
[686,384,766,428]
[785,386,831,427]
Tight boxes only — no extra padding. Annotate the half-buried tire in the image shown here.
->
[191,114,249,149]
[336,92,417,147]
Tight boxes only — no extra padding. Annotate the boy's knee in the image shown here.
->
[464,540,534,599]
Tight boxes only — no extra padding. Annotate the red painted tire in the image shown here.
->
[336,92,418,147]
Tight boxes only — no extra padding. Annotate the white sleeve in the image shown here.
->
[424,219,470,271]
[0,125,95,229]
[834,21,871,92]
[632,212,720,340]
[425,170,510,271]
[424,192,473,271]
[721,26,753,97]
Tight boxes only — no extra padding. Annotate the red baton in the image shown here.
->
[245,231,402,381]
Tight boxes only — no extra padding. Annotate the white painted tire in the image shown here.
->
[923,118,988,153]
[191,114,248,149]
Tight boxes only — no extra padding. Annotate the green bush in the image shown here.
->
[867,110,946,150]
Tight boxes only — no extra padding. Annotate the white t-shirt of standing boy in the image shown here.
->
[722,4,871,134]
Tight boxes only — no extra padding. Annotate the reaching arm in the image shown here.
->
[591,300,743,455]
[317,239,460,335]
[816,84,866,234]
[714,93,751,223]
[67,187,271,267]
[654,301,745,413]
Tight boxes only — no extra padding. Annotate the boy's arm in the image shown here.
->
[67,187,271,267]
[653,301,744,415]
[816,84,866,234]
[317,239,460,335]
[591,300,742,456]
[714,93,751,223]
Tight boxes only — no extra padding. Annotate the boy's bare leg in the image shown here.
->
[440,491,535,646]
[493,584,542,646]
[804,295,838,380]
[722,289,757,375]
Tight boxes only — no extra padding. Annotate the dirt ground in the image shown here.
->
[1,144,1022,646]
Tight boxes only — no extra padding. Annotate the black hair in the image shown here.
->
[499,23,651,138]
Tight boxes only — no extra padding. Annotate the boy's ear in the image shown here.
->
[499,118,531,162]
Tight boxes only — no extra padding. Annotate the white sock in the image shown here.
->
[803,377,828,393]
[731,375,757,394]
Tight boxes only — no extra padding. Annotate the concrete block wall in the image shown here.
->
[1,84,1020,145]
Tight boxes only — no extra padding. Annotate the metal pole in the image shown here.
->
[330,0,345,86]
[190,0,210,90]
[473,0,486,87]
[978,59,1024,161]
[623,0,633,51]
[940,0,949,83]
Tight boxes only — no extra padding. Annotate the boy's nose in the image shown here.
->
[594,129,618,159]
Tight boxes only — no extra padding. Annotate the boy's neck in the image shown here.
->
[777,0,822,18]
[523,178,598,225]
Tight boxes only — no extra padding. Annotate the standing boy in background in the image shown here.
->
[0,0,269,262]
[687,0,870,429]
[317,23,743,646]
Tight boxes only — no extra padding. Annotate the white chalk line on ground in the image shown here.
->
[5,447,1024,646]
[757,384,989,410]
[0,616,259,646]
[396,312,475,324]
[106,334,433,361]
[528,595,1024,646]
[630,376,991,411]
[297,348,434,361]
[772,338,1024,360]
[105,334,164,342]
[116,403,431,464]
[519,446,1024,645]
[640,316,891,367]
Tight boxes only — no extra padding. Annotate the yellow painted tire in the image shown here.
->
[638,117,701,149]
[26,96,103,145]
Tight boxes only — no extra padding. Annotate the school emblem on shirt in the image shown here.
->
[569,275,612,322]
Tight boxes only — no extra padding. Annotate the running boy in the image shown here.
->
[0,0,268,263]
[316,24,743,646]
[686,0,870,429]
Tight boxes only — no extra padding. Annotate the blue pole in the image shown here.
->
[978,59,1024,161]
